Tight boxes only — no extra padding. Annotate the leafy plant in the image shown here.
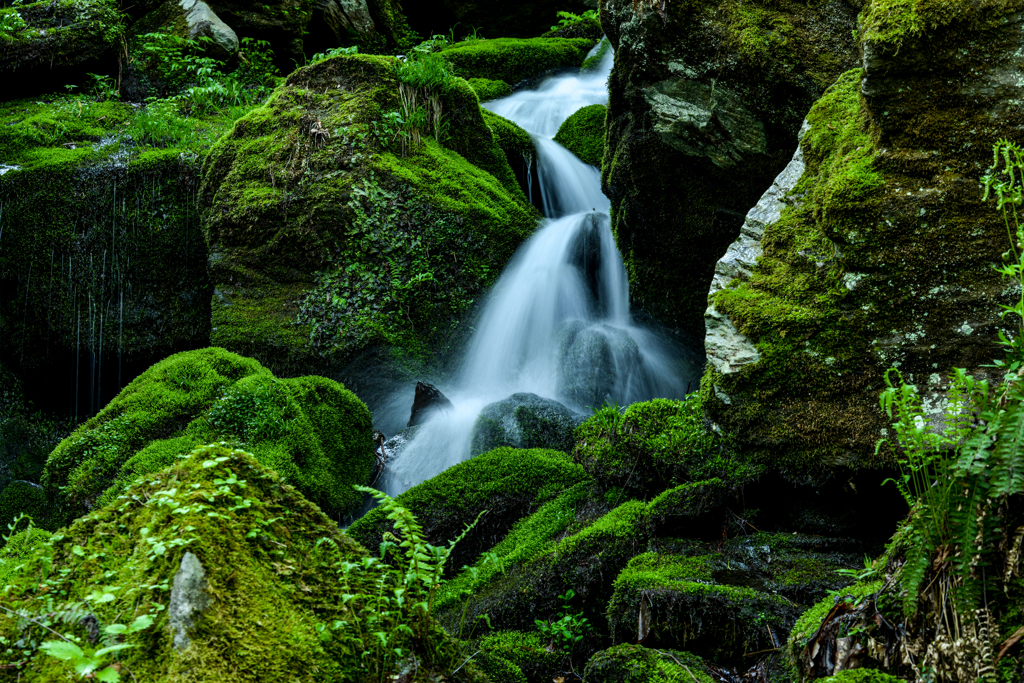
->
[551,9,599,30]
[39,615,153,682]
[535,589,590,654]
[393,50,456,155]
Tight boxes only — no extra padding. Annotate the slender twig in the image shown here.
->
[451,650,479,675]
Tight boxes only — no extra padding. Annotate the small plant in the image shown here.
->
[0,8,27,38]
[550,9,598,31]
[86,73,119,101]
[39,615,153,682]
[307,44,358,66]
[535,589,590,655]
[590,398,623,437]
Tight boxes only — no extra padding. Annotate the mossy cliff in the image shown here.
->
[600,0,859,344]
[704,0,1024,476]
[0,98,212,395]
[201,53,538,376]
[40,347,375,526]
[0,444,486,682]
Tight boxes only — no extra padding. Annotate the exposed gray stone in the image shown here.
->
[179,0,238,60]
[704,304,760,378]
[169,551,211,652]
[321,0,375,36]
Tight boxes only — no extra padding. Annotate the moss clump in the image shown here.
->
[0,482,46,533]
[786,579,883,667]
[441,37,596,85]
[468,77,512,102]
[482,109,535,179]
[572,397,754,498]
[821,670,901,682]
[0,1,124,81]
[583,644,715,683]
[475,630,565,682]
[0,444,486,682]
[0,527,50,587]
[543,15,604,42]
[201,53,537,374]
[554,103,606,166]
[41,347,375,526]
[348,447,588,573]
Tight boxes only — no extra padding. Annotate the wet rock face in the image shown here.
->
[469,392,584,456]
[703,3,1024,475]
[408,381,453,427]
[600,0,859,344]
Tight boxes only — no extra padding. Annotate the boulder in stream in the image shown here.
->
[407,380,453,427]
[469,392,584,457]
[554,103,606,167]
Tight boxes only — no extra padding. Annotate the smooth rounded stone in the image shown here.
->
[469,393,584,457]
[556,321,642,408]
[179,0,239,59]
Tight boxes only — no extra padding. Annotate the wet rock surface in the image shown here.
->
[469,392,584,457]
[408,381,453,427]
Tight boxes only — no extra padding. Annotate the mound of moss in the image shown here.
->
[705,0,1024,473]
[348,446,588,573]
[821,669,901,682]
[441,37,596,85]
[474,630,565,683]
[572,397,753,498]
[201,53,538,375]
[0,444,486,682]
[0,0,124,89]
[41,347,375,526]
[468,77,512,102]
[583,645,714,683]
[554,103,606,166]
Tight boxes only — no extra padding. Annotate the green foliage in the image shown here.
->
[553,103,606,166]
[305,45,359,66]
[821,669,901,682]
[534,588,589,654]
[726,0,794,65]
[550,9,599,31]
[39,615,152,682]
[583,644,714,683]
[0,7,26,36]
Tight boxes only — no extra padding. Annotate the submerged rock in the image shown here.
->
[704,0,1024,476]
[469,392,584,456]
[600,0,859,344]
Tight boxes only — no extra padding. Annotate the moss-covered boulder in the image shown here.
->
[543,13,603,42]
[572,397,752,498]
[703,0,1024,475]
[821,670,901,682]
[482,108,536,201]
[441,37,596,85]
[474,630,565,683]
[0,0,124,94]
[0,97,215,396]
[348,446,588,573]
[0,444,486,682]
[583,644,715,683]
[554,103,606,166]
[201,53,538,375]
[402,1,589,42]
[469,77,513,103]
[469,393,584,457]
[40,347,375,526]
[606,533,863,664]
[601,0,859,344]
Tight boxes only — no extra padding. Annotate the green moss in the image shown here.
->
[349,447,588,573]
[581,38,611,71]
[440,37,596,85]
[553,103,606,166]
[201,53,537,373]
[0,444,485,682]
[482,109,534,163]
[0,482,47,534]
[726,0,795,65]
[477,630,563,682]
[786,579,883,666]
[573,397,755,497]
[468,78,512,102]
[821,670,901,683]
[858,0,1024,47]
[583,644,715,683]
[615,551,716,585]
[542,15,604,41]
[41,348,375,526]
[0,0,124,74]
[0,527,50,588]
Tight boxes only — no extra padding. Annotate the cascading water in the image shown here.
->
[382,44,697,495]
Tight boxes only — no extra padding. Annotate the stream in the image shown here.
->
[382,44,698,495]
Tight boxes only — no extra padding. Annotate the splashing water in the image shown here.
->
[383,43,697,494]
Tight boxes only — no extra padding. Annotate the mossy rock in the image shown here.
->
[0,100,214,382]
[0,1,124,93]
[583,644,715,683]
[40,347,375,526]
[469,77,513,103]
[441,37,596,85]
[581,38,611,72]
[0,481,47,534]
[704,0,1024,473]
[434,479,726,636]
[543,15,603,42]
[821,670,901,683]
[348,446,588,574]
[606,532,863,664]
[468,393,584,457]
[475,630,565,683]
[554,103,606,166]
[601,0,859,345]
[572,397,753,498]
[0,444,487,682]
[0,526,51,587]
[201,53,537,375]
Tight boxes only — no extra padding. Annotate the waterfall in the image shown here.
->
[382,44,696,495]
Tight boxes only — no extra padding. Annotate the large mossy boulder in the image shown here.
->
[40,347,375,526]
[0,444,487,682]
[600,0,859,344]
[0,98,214,395]
[441,37,596,85]
[703,0,1024,476]
[201,53,538,376]
[0,0,124,94]
[468,393,584,457]
[583,645,715,683]
[554,103,606,166]
[348,446,588,573]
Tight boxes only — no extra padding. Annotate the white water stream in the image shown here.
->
[382,44,694,495]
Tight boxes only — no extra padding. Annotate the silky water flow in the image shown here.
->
[382,43,696,495]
